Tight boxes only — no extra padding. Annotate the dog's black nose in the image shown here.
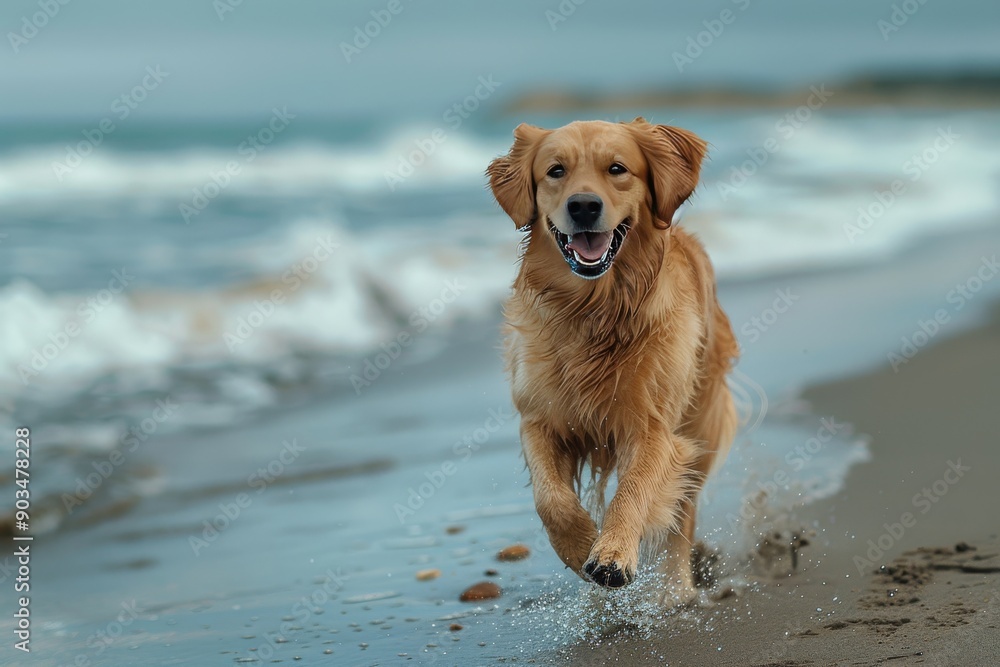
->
[566,193,603,228]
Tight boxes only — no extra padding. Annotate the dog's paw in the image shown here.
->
[584,537,639,588]
[583,558,634,588]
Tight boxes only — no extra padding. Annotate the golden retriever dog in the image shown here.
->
[487,118,739,604]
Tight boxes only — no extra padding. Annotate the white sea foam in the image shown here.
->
[0,218,517,404]
[0,130,508,203]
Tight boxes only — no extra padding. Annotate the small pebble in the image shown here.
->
[484,568,499,577]
[459,581,502,602]
[449,623,463,631]
[496,544,531,562]
[446,525,466,535]
[416,568,441,581]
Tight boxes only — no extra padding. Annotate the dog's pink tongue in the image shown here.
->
[566,231,613,261]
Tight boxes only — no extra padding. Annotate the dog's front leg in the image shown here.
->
[583,432,697,589]
[521,420,598,577]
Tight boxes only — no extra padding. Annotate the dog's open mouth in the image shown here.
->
[550,220,630,279]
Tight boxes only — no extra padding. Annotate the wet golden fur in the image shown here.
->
[487,118,739,601]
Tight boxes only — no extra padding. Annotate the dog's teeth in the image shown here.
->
[573,250,602,266]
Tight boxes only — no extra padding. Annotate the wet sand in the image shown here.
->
[556,308,1000,665]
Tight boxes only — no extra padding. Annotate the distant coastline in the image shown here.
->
[503,69,1000,112]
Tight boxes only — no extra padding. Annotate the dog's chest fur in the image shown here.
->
[505,283,704,446]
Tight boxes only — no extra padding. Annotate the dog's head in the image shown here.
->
[487,118,706,279]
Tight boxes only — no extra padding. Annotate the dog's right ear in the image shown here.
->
[487,123,549,229]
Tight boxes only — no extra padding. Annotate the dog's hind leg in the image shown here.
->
[651,488,702,605]
[654,369,738,602]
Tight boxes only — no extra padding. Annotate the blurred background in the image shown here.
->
[2,1,999,665]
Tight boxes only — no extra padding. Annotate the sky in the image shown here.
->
[3,0,1000,122]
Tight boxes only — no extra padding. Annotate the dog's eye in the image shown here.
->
[608,163,628,175]
[547,164,566,179]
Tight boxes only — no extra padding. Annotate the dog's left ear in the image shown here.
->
[627,117,707,226]
[487,123,549,229]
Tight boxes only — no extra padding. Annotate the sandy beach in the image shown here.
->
[558,272,1000,666]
